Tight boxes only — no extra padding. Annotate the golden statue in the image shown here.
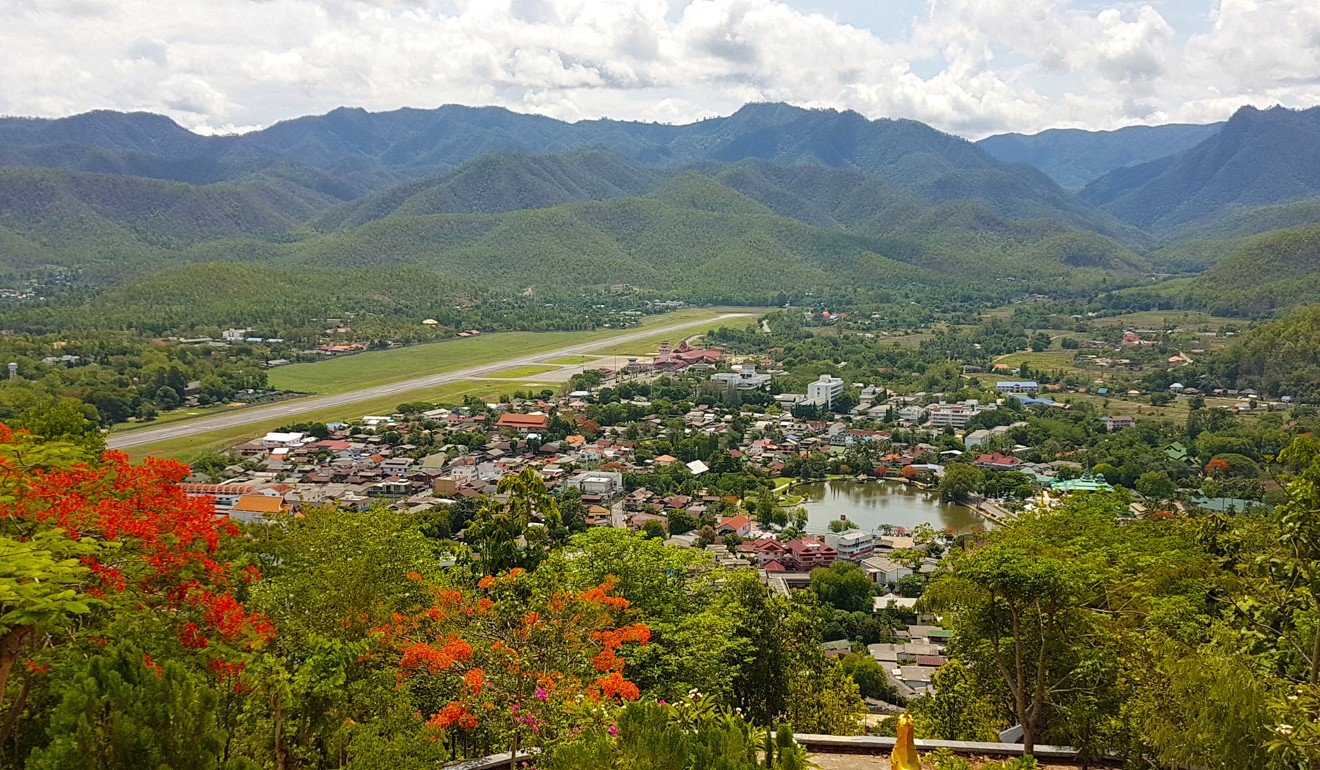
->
[891,712,921,770]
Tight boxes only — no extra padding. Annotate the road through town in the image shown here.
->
[108,313,749,450]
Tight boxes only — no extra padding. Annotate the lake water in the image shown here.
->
[796,479,984,535]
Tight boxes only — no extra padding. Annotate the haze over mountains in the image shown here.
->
[0,101,1317,321]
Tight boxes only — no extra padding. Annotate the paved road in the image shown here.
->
[108,313,749,450]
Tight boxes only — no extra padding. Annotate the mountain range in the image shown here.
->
[0,101,1317,327]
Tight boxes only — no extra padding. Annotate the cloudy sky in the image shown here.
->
[4,0,1319,138]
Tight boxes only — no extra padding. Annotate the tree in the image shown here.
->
[467,468,560,573]
[785,659,865,735]
[809,561,875,613]
[14,399,105,451]
[382,569,649,766]
[925,543,1082,754]
[641,519,667,539]
[839,652,900,703]
[0,425,272,724]
[667,508,698,536]
[26,644,239,770]
[939,464,984,503]
[908,660,999,741]
[1228,436,1320,764]
[723,571,820,725]
[1135,470,1176,503]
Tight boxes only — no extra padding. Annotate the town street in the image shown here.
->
[107,313,750,450]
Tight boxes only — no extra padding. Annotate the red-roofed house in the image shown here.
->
[717,515,752,537]
[737,538,788,565]
[974,453,1021,471]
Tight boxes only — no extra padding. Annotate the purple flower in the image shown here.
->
[536,687,548,701]
[608,725,619,736]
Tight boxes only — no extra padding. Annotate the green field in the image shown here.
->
[489,364,559,379]
[586,315,756,358]
[992,349,1087,375]
[124,379,531,462]
[545,355,598,365]
[267,307,738,394]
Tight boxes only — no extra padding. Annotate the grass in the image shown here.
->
[489,364,559,379]
[267,307,739,395]
[991,349,1086,376]
[1088,310,1246,332]
[123,380,533,462]
[544,355,598,365]
[586,315,756,358]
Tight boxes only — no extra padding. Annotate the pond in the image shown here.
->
[795,479,985,535]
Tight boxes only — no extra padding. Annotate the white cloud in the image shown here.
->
[0,0,1317,137]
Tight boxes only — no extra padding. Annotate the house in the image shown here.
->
[495,412,549,432]
[716,515,752,537]
[995,381,1039,394]
[861,556,912,584]
[820,639,853,660]
[737,538,788,565]
[1050,473,1113,493]
[974,452,1021,471]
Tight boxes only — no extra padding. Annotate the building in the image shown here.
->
[927,400,994,429]
[782,536,838,570]
[974,452,1022,471]
[824,529,875,562]
[710,362,772,390]
[1101,415,1136,431]
[807,375,845,408]
[229,493,287,523]
[1050,473,1113,493]
[861,555,912,584]
[565,470,624,498]
[996,381,1040,393]
[495,412,549,432]
[964,428,992,449]
[717,515,752,537]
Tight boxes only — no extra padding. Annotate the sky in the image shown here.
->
[3,0,1319,139]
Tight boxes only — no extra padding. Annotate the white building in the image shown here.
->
[807,375,845,407]
[825,529,875,562]
[566,470,624,498]
[710,362,773,390]
[995,381,1039,393]
[927,400,996,429]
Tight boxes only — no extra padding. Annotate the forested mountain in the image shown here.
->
[0,103,1126,233]
[1081,105,1320,231]
[2,100,1320,330]
[977,122,1222,190]
[316,150,665,229]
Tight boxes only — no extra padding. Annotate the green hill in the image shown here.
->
[1122,226,1320,315]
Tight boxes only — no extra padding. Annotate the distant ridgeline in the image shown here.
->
[0,102,1318,334]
